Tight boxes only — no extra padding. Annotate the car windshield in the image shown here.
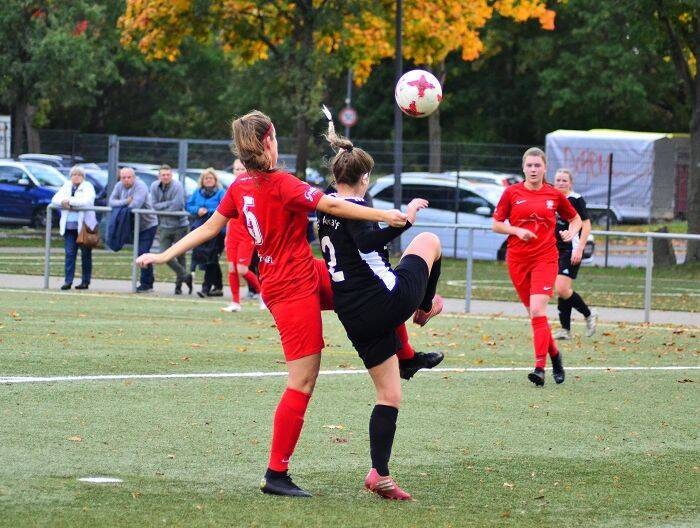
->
[25,163,66,187]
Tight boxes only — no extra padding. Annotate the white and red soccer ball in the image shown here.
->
[394,69,443,117]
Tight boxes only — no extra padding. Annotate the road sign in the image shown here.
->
[338,107,358,127]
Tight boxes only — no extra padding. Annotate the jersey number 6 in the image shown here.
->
[242,195,263,244]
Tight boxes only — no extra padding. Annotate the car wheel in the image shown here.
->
[31,207,51,229]
[497,241,507,261]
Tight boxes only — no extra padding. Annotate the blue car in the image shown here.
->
[0,160,66,227]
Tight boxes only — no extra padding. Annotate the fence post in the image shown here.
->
[464,228,474,313]
[43,206,53,289]
[107,134,118,196]
[178,140,188,184]
[132,212,140,293]
[644,235,653,323]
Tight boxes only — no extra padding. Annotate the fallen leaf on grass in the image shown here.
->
[323,424,344,430]
[503,482,514,489]
[331,437,347,444]
[190,343,203,348]
[131,491,142,499]
[677,379,694,383]
[67,435,82,442]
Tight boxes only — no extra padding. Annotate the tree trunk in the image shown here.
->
[12,104,25,157]
[684,74,700,263]
[25,105,41,152]
[294,112,309,181]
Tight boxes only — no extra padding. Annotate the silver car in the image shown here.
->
[368,172,508,260]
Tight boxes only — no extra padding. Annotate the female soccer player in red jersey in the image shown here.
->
[492,148,582,386]
[136,110,407,497]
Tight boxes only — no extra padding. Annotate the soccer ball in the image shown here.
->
[394,69,442,118]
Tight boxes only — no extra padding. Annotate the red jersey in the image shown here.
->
[217,170,323,303]
[493,182,577,262]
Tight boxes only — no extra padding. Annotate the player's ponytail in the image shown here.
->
[231,110,275,173]
[324,121,373,186]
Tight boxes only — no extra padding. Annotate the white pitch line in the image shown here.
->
[1,366,698,385]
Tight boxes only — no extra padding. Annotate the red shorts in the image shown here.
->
[225,236,255,267]
[507,258,558,307]
[266,259,334,362]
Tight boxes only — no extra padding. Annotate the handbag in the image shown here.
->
[77,223,100,248]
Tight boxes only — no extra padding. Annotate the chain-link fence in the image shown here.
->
[24,129,692,226]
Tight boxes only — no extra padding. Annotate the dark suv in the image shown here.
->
[0,160,66,227]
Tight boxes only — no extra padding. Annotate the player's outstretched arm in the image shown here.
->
[136,211,228,267]
[317,195,407,227]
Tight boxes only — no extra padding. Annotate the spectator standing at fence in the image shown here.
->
[136,109,407,497]
[187,168,226,297]
[150,164,192,295]
[51,166,97,291]
[109,167,158,292]
[222,158,261,312]
[492,147,582,387]
[553,168,597,340]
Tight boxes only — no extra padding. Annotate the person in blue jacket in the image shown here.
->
[187,168,226,297]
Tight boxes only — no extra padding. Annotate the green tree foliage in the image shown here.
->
[0,1,119,155]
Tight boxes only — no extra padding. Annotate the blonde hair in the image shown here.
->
[522,147,547,166]
[199,167,221,189]
[324,121,374,186]
[555,167,574,184]
[230,110,274,173]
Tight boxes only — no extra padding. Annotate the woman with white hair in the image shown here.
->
[51,165,97,290]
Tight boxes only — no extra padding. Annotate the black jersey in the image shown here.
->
[317,195,410,317]
[556,192,589,251]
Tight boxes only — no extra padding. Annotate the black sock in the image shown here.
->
[558,296,573,330]
[369,404,398,476]
[419,257,441,312]
[265,468,287,479]
[569,291,591,318]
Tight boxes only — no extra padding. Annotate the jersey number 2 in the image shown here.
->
[320,236,345,282]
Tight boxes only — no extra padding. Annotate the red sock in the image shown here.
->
[531,316,550,369]
[228,271,240,303]
[243,270,260,294]
[268,388,311,472]
[395,323,415,360]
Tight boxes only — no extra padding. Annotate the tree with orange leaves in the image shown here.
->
[119,1,555,176]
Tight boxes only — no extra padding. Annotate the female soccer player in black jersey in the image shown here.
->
[317,123,444,500]
[553,168,597,340]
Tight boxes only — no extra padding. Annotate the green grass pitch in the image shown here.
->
[0,290,697,527]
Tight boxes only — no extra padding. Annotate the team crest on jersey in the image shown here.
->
[546,200,555,209]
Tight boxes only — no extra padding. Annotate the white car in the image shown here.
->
[368,172,508,260]
[445,170,523,187]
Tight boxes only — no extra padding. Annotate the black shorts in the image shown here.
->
[558,250,581,280]
[337,254,429,370]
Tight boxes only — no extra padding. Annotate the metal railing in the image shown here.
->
[42,205,700,322]
[44,204,191,293]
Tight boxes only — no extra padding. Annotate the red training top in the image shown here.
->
[493,182,578,262]
[217,170,323,303]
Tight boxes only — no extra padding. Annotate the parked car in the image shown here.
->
[101,162,199,198]
[445,170,523,187]
[0,160,66,227]
[369,172,508,260]
[18,153,85,177]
